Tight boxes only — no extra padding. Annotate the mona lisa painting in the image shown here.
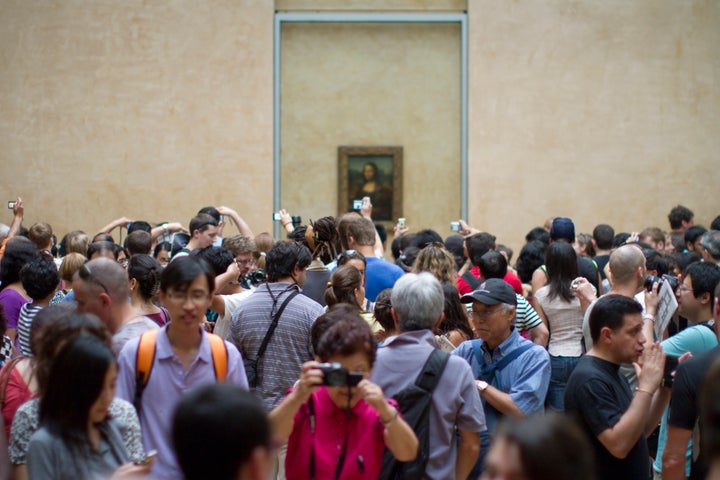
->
[338,146,402,223]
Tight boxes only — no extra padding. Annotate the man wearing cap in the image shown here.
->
[452,278,551,473]
[531,216,601,295]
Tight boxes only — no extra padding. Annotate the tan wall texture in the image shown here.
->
[280,22,461,231]
[0,0,274,236]
[1,1,718,254]
[468,1,720,253]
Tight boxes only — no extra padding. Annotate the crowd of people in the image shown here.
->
[0,196,719,480]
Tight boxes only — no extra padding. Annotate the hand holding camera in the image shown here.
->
[317,362,364,387]
[293,361,325,402]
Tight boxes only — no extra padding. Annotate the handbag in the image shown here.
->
[244,290,299,388]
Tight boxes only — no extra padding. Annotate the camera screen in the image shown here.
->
[272,212,281,221]
[352,200,363,210]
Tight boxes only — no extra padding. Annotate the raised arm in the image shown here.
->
[7,197,24,239]
[217,206,254,237]
[97,216,133,235]
[360,197,384,257]
[596,343,665,458]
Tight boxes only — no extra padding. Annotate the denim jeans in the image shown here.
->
[546,355,581,413]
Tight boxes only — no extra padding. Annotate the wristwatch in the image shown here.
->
[476,380,489,393]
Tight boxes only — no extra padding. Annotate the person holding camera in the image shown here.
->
[269,305,418,480]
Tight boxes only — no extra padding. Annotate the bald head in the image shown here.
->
[608,244,645,285]
[74,257,130,302]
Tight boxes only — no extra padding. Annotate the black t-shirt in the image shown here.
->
[593,254,610,280]
[564,355,649,480]
[578,257,600,291]
[669,345,720,480]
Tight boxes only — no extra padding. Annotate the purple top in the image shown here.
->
[371,330,486,479]
[0,288,29,331]
[115,325,248,480]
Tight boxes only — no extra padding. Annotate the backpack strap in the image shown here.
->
[414,349,450,392]
[134,330,229,414]
[461,270,481,291]
[477,341,535,383]
[255,290,300,363]
[134,329,159,415]
[207,333,229,382]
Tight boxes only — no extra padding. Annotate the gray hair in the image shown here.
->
[391,272,444,332]
[701,231,720,260]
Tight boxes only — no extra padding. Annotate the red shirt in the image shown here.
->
[456,266,523,295]
[286,387,398,480]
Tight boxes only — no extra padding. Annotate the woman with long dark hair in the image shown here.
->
[436,283,474,350]
[533,242,584,412]
[27,335,151,479]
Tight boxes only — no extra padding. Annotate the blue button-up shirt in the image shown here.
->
[452,329,550,433]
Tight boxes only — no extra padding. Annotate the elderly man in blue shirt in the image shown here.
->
[452,278,551,475]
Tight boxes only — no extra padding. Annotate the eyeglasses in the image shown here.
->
[235,258,256,266]
[79,264,109,294]
[471,305,506,319]
[166,290,210,305]
[677,284,693,294]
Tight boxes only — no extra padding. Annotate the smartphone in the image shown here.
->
[663,354,679,387]
[352,199,363,210]
[397,218,406,229]
[272,212,281,221]
[136,449,158,465]
[7,201,15,209]
[450,221,460,232]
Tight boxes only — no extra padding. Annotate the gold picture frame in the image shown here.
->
[338,146,403,223]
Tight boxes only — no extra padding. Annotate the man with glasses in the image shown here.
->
[452,278,550,474]
[72,258,156,349]
[116,255,247,480]
[222,234,257,291]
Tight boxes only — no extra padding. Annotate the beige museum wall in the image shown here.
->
[0,0,274,237]
[280,22,461,232]
[1,0,718,256]
[468,1,720,254]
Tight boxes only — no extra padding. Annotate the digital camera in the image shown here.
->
[644,274,679,293]
[317,362,364,387]
[244,269,266,287]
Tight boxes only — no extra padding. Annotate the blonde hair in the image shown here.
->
[253,232,275,270]
[412,245,456,285]
[59,253,87,283]
[28,222,53,250]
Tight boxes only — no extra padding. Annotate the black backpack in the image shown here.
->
[378,348,450,479]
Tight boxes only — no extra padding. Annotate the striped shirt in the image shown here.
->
[230,282,324,411]
[515,294,543,332]
[17,304,41,357]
